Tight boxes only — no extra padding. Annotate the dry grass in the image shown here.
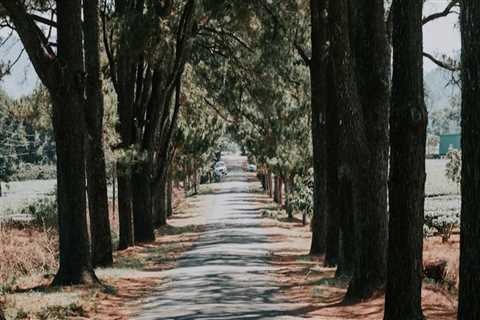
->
[0,224,58,293]
[1,189,205,319]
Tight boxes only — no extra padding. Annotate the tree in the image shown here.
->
[0,0,97,285]
[84,0,113,267]
[329,0,389,301]
[458,0,480,318]
[384,0,426,318]
[309,0,328,256]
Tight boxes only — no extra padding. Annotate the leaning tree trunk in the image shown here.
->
[384,0,426,319]
[458,1,480,318]
[84,0,113,268]
[309,0,329,255]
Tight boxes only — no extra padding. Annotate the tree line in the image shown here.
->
[1,0,479,319]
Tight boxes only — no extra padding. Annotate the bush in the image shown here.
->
[20,197,57,229]
[287,169,313,218]
[445,149,461,186]
[424,209,459,243]
[11,163,56,181]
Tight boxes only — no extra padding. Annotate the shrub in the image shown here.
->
[445,149,461,186]
[287,169,314,218]
[21,197,57,229]
[424,209,460,243]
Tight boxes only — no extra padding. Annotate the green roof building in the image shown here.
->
[439,133,461,156]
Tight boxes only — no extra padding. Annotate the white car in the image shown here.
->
[247,164,257,172]
[214,161,228,176]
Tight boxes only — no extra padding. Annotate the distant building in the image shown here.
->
[439,133,461,156]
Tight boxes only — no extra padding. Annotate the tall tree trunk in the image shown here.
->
[324,61,340,267]
[384,0,426,318]
[154,171,168,227]
[117,164,134,250]
[336,175,355,278]
[334,0,389,302]
[458,1,480,318]
[167,170,173,217]
[309,0,329,255]
[52,0,97,286]
[132,163,155,243]
[84,0,113,268]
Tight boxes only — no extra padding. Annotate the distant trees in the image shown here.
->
[458,0,480,318]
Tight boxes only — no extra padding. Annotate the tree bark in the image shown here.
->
[324,60,340,267]
[309,0,329,255]
[84,0,113,268]
[458,1,480,318]
[52,0,97,286]
[336,176,355,278]
[384,1,426,318]
[330,0,389,302]
[154,171,168,227]
[132,163,155,243]
[117,163,134,250]
[166,168,174,217]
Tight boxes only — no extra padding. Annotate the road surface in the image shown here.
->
[132,155,306,320]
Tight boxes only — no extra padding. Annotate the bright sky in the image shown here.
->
[0,0,462,98]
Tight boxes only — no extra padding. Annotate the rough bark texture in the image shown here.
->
[336,176,355,278]
[309,0,329,255]
[324,61,339,267]
[154,171,168,227]
[384,0,426,318]
[329,0,389,301]
[84,0,113,267]
[117,164,134,250]
[132,164,155,243]
[52,0,97,285]
[458,1,480,318]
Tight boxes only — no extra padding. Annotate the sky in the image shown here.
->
[0,0,461,99]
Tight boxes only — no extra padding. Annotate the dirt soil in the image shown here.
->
[265,211,459,319]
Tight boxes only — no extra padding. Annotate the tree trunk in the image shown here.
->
[330,0,389,302]
[167,171,173,217]
[336,176,355,278]
[84,0,113,268]
[285,175,294,219]
[112,165,116,220]
[384,0,425,319]
[117,164,134,250]
[51,0,97,286]
[132,163,155,243]
[324,60,340,268]
[309,0,329,255]
[268,171,273,198]
[154,172,168,227]
[458,1,480,318]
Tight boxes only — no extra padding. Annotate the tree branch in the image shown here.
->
[423,52,459,72]
[422,1,459,25]
[0,0,58,87]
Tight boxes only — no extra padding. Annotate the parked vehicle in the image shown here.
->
[214,161,228,176]
[247,164,257,172]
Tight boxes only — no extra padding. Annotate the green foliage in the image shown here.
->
[21,196,57,229]
[424,209,459,243]
[0,86,55,183]
[445,149,461,186]
[286,169,314,217]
